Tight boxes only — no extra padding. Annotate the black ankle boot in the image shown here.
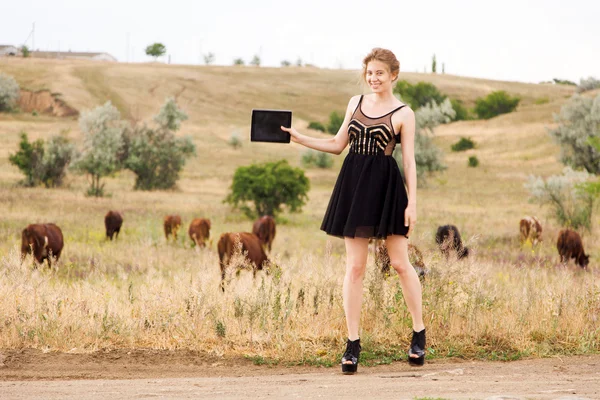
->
[341,338,361,374]
[408,329,426,366]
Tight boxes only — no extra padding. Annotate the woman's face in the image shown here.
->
[365,60,397,93]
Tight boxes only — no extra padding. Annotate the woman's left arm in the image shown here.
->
[398,108,417,236]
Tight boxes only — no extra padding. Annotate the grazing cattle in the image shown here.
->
[436,225,469,259]
[163,215,182,241]
[217,232,269,291]
[557,229,589,268]
[520,216,542,246]
[252,215,276,252]
[373,240,427,278]
[104,211,123,240]
[188,218,211,248]
[21,223,64,267]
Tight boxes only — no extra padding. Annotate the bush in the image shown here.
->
[474,91,520,119]
[125,99,195,190]
[577,76,600,93]
[281,60,291,67]
[70,102,125,197]
[535,97,550,105]
[21,45,30,58]
[308,121,326,132]
[450,99,469,121]
[233,58,245,66]
[228,132,242,149]
[549,94,600,174]
[415,98,455,134]
[145,43,166,60]
[526,167,598,231]
[250,55,261,66]
[451,137,476,152]
[9,132,75,188]
[0,73,20,112]
[301,150,333,169]
[224,160,310,218]
[394,80,446,110]
[553,78,577,86]
[468,156,479,167]
[327,111,344,134]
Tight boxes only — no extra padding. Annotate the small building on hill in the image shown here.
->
[0,45,19,56]
[30,50,117,62]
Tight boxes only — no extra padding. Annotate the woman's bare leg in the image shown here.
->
[343,237,369,345]
[386,235,425,353]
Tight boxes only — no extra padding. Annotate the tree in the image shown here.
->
[145,43,166,60]
[431,54,437,74]
[473,91,520,119]
[442,63,445,74]
[9,132,45,186]
[224,160,310,218]
[548,94,600,174]
[233,58,245,66]
[20,45,30,58]
[250,54,261,66]
[281,60,291,67]
[0,72,20,112]
[71,102,124,196]
[394,80,447,110]
[526,167,598,231]
[125,98,195,190]
[203,52,215,65]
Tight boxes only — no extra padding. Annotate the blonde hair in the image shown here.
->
[362,48,400,83]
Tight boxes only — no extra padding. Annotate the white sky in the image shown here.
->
[3,0,599,83]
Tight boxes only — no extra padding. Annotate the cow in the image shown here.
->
[252,215,276,252]
[163,215,182,241]
[520,216,542,246]
[217,232,270,291]
[21,223,64,267]
[104,211,123,240]
[557,229,589,268]
[188,218,211,248]
[436,225,469,259]
[373,240,427,278]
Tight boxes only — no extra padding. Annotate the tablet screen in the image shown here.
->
[251,109,292,143]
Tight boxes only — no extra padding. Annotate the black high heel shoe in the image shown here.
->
[341,338,361,374]
[408,329,426,366]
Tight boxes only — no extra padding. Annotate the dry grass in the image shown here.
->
[0,59,598,364]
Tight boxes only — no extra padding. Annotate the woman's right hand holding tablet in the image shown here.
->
[280,126,300,143]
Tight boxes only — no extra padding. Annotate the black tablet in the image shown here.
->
[251,109,292,143]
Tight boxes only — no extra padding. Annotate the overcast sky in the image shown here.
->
[3,0,599,83]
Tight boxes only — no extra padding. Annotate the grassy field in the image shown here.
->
[0,58,598,365]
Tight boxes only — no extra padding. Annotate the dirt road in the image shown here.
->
[0,350,599,399]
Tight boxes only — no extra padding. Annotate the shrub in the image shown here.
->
[548,94,600,174]
[526,167,598,231]
[70,101,125,197]
[394,80,446,110]
[20,45,30,58]
[233,58,245,66]
[308,121,325,132]
[250,55,261,66]
[9,132,45,187]
[0,73,20,112]
[553,78,577,86]
[281,60,291,67]
[145,43,166,60]
[302,149,333,169]
[9,132,75,188]
[468,156,479,167]
[327,111,344,134]
[577,76,600,93]
[224,160,310,218]
[535,97,550,105]
[451,137,476,152]
[415,98,455,134]
[203,52,215,65]
[228,132,242,149]
[450,99,469,121]
[474,91,520,119]
[125,99,195,190]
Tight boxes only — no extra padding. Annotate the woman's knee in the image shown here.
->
[390,259,411,274]
[346,263,366,281]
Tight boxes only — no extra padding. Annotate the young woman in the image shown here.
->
[281,48,425,374]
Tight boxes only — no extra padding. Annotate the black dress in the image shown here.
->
[320,95,410,239]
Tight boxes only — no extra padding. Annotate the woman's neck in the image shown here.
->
[370,90,396,104]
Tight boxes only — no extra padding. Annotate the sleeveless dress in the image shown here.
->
[320,95,410,239]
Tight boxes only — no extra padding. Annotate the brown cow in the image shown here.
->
[217,232,270,291]
[21,223,64,267]
[105,211,123,240]
[373,239,427,278]
[252,215,276,252]
[164,215,182,241]
[520,216,542,246]
[557,229,589,268]
[188,218,211,248]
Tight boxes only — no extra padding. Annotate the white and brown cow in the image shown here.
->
[520,216,542,246]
